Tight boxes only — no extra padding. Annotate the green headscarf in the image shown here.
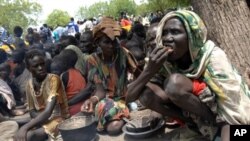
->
[156,9,215,78]
[156,9,250,125]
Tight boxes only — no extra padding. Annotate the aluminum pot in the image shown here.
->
[58,116,97,141]
[125,116,158,133]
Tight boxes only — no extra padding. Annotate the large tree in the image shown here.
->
[108,0,137,18]
[76,2,109,19]
[191,0,250,75]
[136,3,148,16]
[146,0,190,13]
[76,0,136,19]
[0,0,41,33]
[46,10,71,29]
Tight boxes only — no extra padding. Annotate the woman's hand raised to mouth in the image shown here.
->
[165,46,174,54]
[145,47,173,75]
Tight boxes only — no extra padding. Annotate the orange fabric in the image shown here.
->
[66,68,86,115]
[121,19,131,32]
[120,19,131,27]
[192,80,207,96]
[171,80,206,126]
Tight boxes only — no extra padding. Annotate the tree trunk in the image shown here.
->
[191,0,250,76]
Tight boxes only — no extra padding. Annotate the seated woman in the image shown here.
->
[11,48,29,105]
[81,17,137,135]
[126,10,250,141]
[59,49,93,116]
[15,49,69,141]
[0,62,27,116]
[0,70,16,117]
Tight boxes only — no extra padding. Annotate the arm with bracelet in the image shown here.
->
[81,83,105,113]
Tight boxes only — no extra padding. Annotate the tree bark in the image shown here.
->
[191,0,250,75]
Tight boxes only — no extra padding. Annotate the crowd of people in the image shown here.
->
[0,8,250,141]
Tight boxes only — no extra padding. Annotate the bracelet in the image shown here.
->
[91,95,100,103]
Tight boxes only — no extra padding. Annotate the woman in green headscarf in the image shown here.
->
[127,9,250,140]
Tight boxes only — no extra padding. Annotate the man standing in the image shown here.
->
[67,17,79,36]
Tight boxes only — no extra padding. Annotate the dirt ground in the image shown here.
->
[11,109,176,141]
[98,109,174,141]
[98,109,221,141]
[10,109,221,141]
[98,128,172,141]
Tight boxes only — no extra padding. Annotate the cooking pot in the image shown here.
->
[58,116,97,141]
[125,116,159,133]
[123,119,165,139]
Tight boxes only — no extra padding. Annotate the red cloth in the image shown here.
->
[192,80,207,96]
[66,68,86,116]
[171,80,206,126]
[120,19,131,27]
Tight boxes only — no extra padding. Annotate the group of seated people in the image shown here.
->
[0,9,250,141]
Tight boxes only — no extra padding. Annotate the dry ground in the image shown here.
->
[10,109,221,141]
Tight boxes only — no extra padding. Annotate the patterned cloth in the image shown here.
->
[26,74,70,138]
[87,47,137,99]
[86,47,137,129]
[120,19,132,32]
[95,98,129,130]
[153,9,250,139]
[156,9,250,124]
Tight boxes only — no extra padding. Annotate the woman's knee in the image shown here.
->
[165,73,192,102]
[106,120,125,135]
[139,87,154,107]
[27,128,47,141]
[26,130,34,141]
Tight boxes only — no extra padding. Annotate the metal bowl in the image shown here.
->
[58,116,97,141]
[125,118,152,133]
[123,119,165,139]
